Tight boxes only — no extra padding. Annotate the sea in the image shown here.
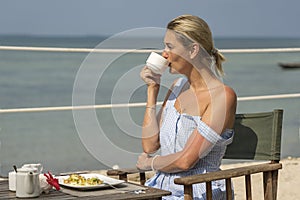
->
[0,35,300,177]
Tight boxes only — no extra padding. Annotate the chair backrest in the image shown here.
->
[224,109,283,161]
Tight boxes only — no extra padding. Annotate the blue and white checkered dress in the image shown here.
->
[145,77,234,200]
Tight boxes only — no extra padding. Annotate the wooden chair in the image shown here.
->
[107,109,283,200]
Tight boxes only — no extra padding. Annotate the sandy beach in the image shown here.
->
[221,157,300,200]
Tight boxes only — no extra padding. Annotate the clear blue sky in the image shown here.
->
[1,0,299,37]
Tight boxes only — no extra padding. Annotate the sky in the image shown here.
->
[0,0,299,38]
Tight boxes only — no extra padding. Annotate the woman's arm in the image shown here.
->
[138,129,212,173]
[139,66,161,153]
[140,68,178,153]
[141,83,178,153]
[141,84,161,154]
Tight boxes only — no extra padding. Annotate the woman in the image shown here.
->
[136,15,237,200]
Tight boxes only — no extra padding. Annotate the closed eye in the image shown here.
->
[164,43,173,51]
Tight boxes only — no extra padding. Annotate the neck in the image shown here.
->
[187,66,222,92]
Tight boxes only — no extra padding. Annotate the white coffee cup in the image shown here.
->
[146,52,169,75]
[8,171,16,191]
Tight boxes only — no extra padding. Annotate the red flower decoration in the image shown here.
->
[44,171,60,191]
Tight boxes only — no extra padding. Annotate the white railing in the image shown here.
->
[0,45,299,114]
[0,93,299,114]
[1,45,300,53]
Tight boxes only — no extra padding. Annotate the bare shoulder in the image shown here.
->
[212,85,237,112]
[212,84,236,102]
[224,85,237,103]
[223,85,237,114]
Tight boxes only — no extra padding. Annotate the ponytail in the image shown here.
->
[211,48,226,77]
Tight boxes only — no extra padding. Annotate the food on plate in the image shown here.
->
[63,174,104,186]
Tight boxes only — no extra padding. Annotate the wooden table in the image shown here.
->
[0,179,171,199]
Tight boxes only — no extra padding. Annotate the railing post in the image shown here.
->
[245,175,252,200]
[263,171,273,200]
[225,178,233,200]
[271,170,279,200]
[139,172,146,185]
[183,185,193,200]
[119,174,128,182]
[206,181,213,200]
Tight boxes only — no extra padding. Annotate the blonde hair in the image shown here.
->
[167,15,225,76]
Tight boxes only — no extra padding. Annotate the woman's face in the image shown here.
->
[163,30,192,74]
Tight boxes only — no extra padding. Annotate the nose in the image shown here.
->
[162,51,169,59]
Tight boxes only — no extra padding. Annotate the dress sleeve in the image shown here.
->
[194,116,222,145]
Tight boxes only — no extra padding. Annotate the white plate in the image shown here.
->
[57,173,125,190]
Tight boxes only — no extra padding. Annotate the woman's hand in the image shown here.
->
[140,66,161,86]
[136,152,151,170]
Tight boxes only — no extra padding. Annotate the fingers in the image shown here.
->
[141,152,148,156]
[140,67,153,79]
[140,66,161,85]
[136,153,150,170]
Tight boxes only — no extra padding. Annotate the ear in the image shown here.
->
[189,43,199,59]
